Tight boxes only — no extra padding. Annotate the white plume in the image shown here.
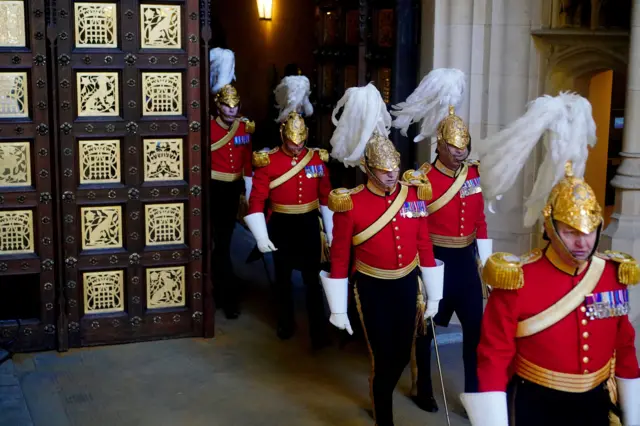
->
[390,68,466,142]
[330,83,391,168]
[476,92,596,227]
[274,75,314,123]
[209,48,236,94]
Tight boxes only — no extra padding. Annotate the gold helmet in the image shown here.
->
[280,111,308,145]
[362,132,400,172]
[437,105,470,150]
[541,162,603,266]
[215,84,241,108]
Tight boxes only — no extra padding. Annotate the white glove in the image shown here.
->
[420,259,444,319]
[460,392,508,426]
[319,205,334,246]
[319,271,353,335]
[425,300,440,319]
[616,376,640,426]
[244,212,277,253]
[476,239,493,267]
[243,176,253,200]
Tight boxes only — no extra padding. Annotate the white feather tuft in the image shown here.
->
[476,91,597,227]
[329,83,391,168]
[390,68,466,142]
[209,48,236,94]
[274,76,314,123]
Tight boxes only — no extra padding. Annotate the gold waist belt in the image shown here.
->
[430,231,476,248]
[271,199,319,214]
[514,354,611,393]
[355,255,419,280]
[211,170,242,182]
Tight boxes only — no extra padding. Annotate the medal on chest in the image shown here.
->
[400,201,428,218]
[460,177,482,198]
[585,289,630,320]
[291,156,298,166]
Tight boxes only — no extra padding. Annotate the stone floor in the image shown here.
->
[2,224,469,426]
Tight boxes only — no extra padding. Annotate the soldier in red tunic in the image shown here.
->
[392,68,493,411]
[209,48,255,319]
[244,110,334,349]
[460,93,640,426]
[320,83,445,426]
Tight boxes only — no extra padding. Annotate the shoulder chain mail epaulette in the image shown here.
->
[596,250,640,286]
[314,148,330,163]
[328,185,364,212]
[482,249,542,290]
[252,148,277,168]
[240,117,255,134]
[401,168,432,201]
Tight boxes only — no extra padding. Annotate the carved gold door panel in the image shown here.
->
[0,0,56,352]
[55,0,204,347]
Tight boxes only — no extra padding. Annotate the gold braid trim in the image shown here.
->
[596,251,640,286]
[401,169,433,201]
[328,185,364,212]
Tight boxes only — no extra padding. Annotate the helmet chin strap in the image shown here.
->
[437,140,470,167]
[363,160,398,193]
[545,219,602,267]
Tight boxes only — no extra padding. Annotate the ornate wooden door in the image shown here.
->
[0,0,56,352]
[54,0,205,347]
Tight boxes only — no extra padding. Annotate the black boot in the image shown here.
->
[411,393,439,412]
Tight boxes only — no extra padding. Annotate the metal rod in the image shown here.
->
[430,318,451,426]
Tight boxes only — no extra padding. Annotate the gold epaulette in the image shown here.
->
[314,148,329,163]
[252,148,274,168]
[465,159,480,167]
[482,249,542,291]
[596,251,640,286]
[401,169,432,201]
[328,185,364,212]
[240,117,255,134]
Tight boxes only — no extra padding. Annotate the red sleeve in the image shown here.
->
[475,195,488,239]
[247,164,270,215]
[417,215,436,267]
[330,210,353,279]
[477,289,520,391]
[243,135,253,177]
[614,314,640,378]
[318,163,332,206]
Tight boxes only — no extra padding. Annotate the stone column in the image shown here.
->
[602,0,640,343]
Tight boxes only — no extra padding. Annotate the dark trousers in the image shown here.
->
[415,243,483,394]
[210,179,243,312]
[355,271,419,426]
[507,377,611,426]
[269,211,327,342]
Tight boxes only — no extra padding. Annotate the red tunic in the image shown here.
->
[477,246,640,392]
[424,159,487,240]
[210,116,253,178]
[330,182,437,280]
[247,147,331,215]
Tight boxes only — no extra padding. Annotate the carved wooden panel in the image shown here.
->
[56,0,204,348]
[0,0,55,352]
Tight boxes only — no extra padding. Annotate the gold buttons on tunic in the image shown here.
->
[580,306,586,313]
[583,332,589,339]
[583,344,589,351]
[392,218,397,222]
[394,227,399,231]
[583,357,589,364]
[584,370,590,374]
[581,319,588,326]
